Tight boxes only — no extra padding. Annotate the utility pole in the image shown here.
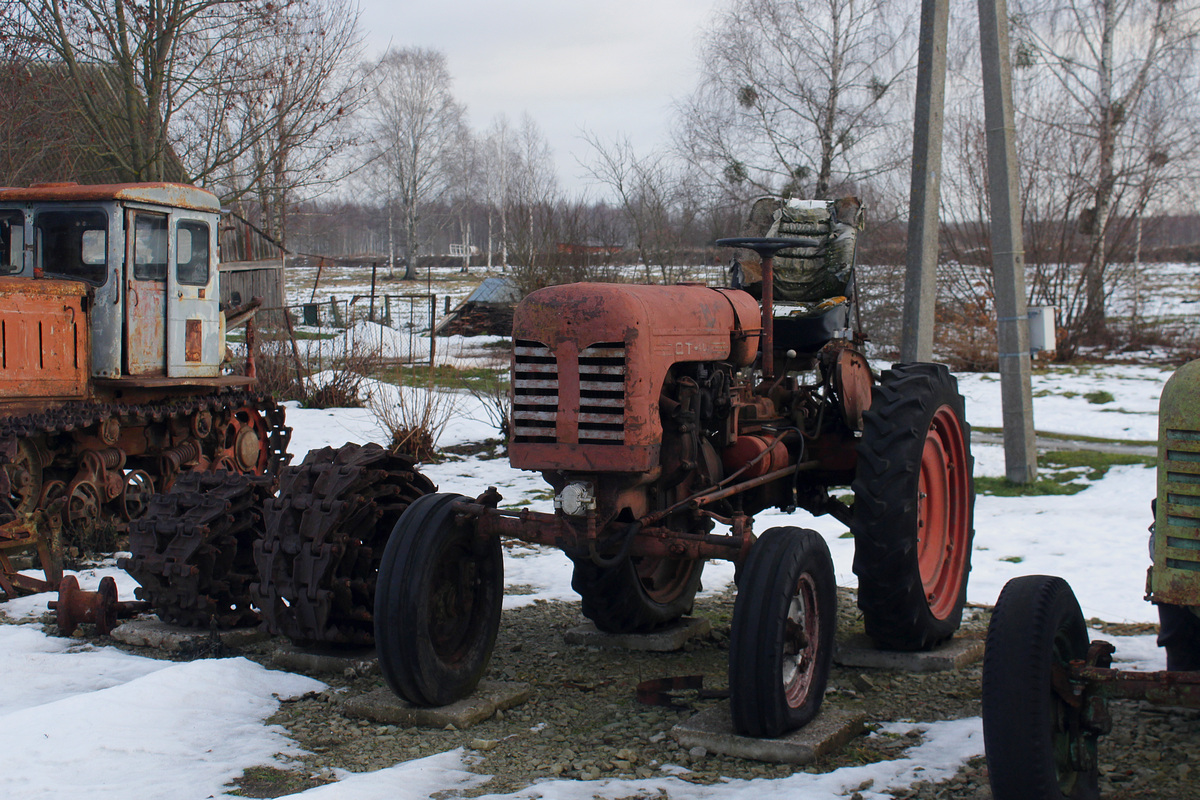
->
[901,0,949,363]
[904,0,1037,482]
[979,0,1037,483]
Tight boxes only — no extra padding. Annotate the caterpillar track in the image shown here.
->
[0,392,291,597]
[121,470,276,628]
[251,443,436,646]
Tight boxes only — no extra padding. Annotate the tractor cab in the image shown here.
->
[0,182,224,383]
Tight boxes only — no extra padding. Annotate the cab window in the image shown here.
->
[176,220,210,286]
[35,209,108,284]
[133,214,168,281]
[0,210,23,275]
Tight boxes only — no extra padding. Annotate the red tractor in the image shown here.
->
[374,198,975,736]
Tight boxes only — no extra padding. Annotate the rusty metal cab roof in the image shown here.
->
[0,182,220,213]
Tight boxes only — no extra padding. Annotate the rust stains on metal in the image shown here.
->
[510,283,760,476]
[0,182,220,213]
[185,319,203,362]
[0,277,89,401]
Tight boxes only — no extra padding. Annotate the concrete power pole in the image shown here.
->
[902,0,1037,483]
[901,0,949,364]
[979,0,1037,483]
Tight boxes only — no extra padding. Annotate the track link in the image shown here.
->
[252,443,436,646]
[120,471,276,628]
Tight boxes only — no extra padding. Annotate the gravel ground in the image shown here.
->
[137,586,1195,799]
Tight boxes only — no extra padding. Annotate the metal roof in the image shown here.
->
[466,277,521,305]
[0,182,220,213]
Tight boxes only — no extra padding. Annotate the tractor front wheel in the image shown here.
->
[851,363,975,650]
[374,493,503,707]
[729,527,835,738]
[571,552,704,634]
[982,575,1099,800]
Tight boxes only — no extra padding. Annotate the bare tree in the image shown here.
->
[216,0,366,246]
[367,47,465,281]
[505,114,558,269]
[676,0,915,202]
[1011,0,1200,342]
[483,115,516,268]
[5,0,278,182]
[582,132,691,282]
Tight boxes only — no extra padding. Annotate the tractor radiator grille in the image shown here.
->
[578,343,626,444]
[1164,428,1200,573]
[512,340,557,443]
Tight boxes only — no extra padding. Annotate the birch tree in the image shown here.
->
[1012,0,1200,342]
[676,0,916,201]
[368,47,465,281]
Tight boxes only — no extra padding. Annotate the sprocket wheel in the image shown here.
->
[120,470,276,628]
[252,442,436,646]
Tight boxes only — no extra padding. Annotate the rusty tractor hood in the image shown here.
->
[510,283,760,475]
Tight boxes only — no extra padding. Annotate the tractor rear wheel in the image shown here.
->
[851,362,975,650]
[982,575,1099,800]
[375,493,504,707]
[729,527,835,738]
[571,552,704,634]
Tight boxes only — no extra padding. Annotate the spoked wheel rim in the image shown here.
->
[220,407,269,474]
[917,405,971,620]
[6,441,43,515]
[67,482,101,530]
[782,572,820,708]
[120,470,155,521]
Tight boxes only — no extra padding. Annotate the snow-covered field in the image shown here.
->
[0,342,1185,798]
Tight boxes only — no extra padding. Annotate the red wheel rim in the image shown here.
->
[783,573,820,708]
[917,405,971,620]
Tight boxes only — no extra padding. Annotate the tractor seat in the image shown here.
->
[773,297,850,354]
[738,196,865,353]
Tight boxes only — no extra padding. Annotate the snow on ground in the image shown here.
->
[0,622,324,800]
[0,356,1181,798]
[278,717,984,800]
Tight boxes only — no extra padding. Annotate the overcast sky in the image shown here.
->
[355,0,721,196]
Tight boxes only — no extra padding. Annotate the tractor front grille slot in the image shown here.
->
[512,340,558,443]
[578,342,626,444]
[1163,428,1200,574]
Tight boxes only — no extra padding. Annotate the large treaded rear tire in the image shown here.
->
[982,575,1099,800]
[571,553,704,634]
[374,493,503,707]
[851,362,975,650]
[729,527,835,738]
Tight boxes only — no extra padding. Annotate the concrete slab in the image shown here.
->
[672,703,866,764]
[564,617,711,652]
[272,644,378,676]
[834,634,985,672]
[343,680,533,730]
[109,617,269,652]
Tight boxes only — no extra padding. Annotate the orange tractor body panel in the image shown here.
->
[510,282,760,474]
[0,277,90,408]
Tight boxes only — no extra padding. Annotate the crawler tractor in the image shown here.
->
[0,183,432,640]
[0,182,288,603]
[375,198,977,736]
[982,359,1200,800]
